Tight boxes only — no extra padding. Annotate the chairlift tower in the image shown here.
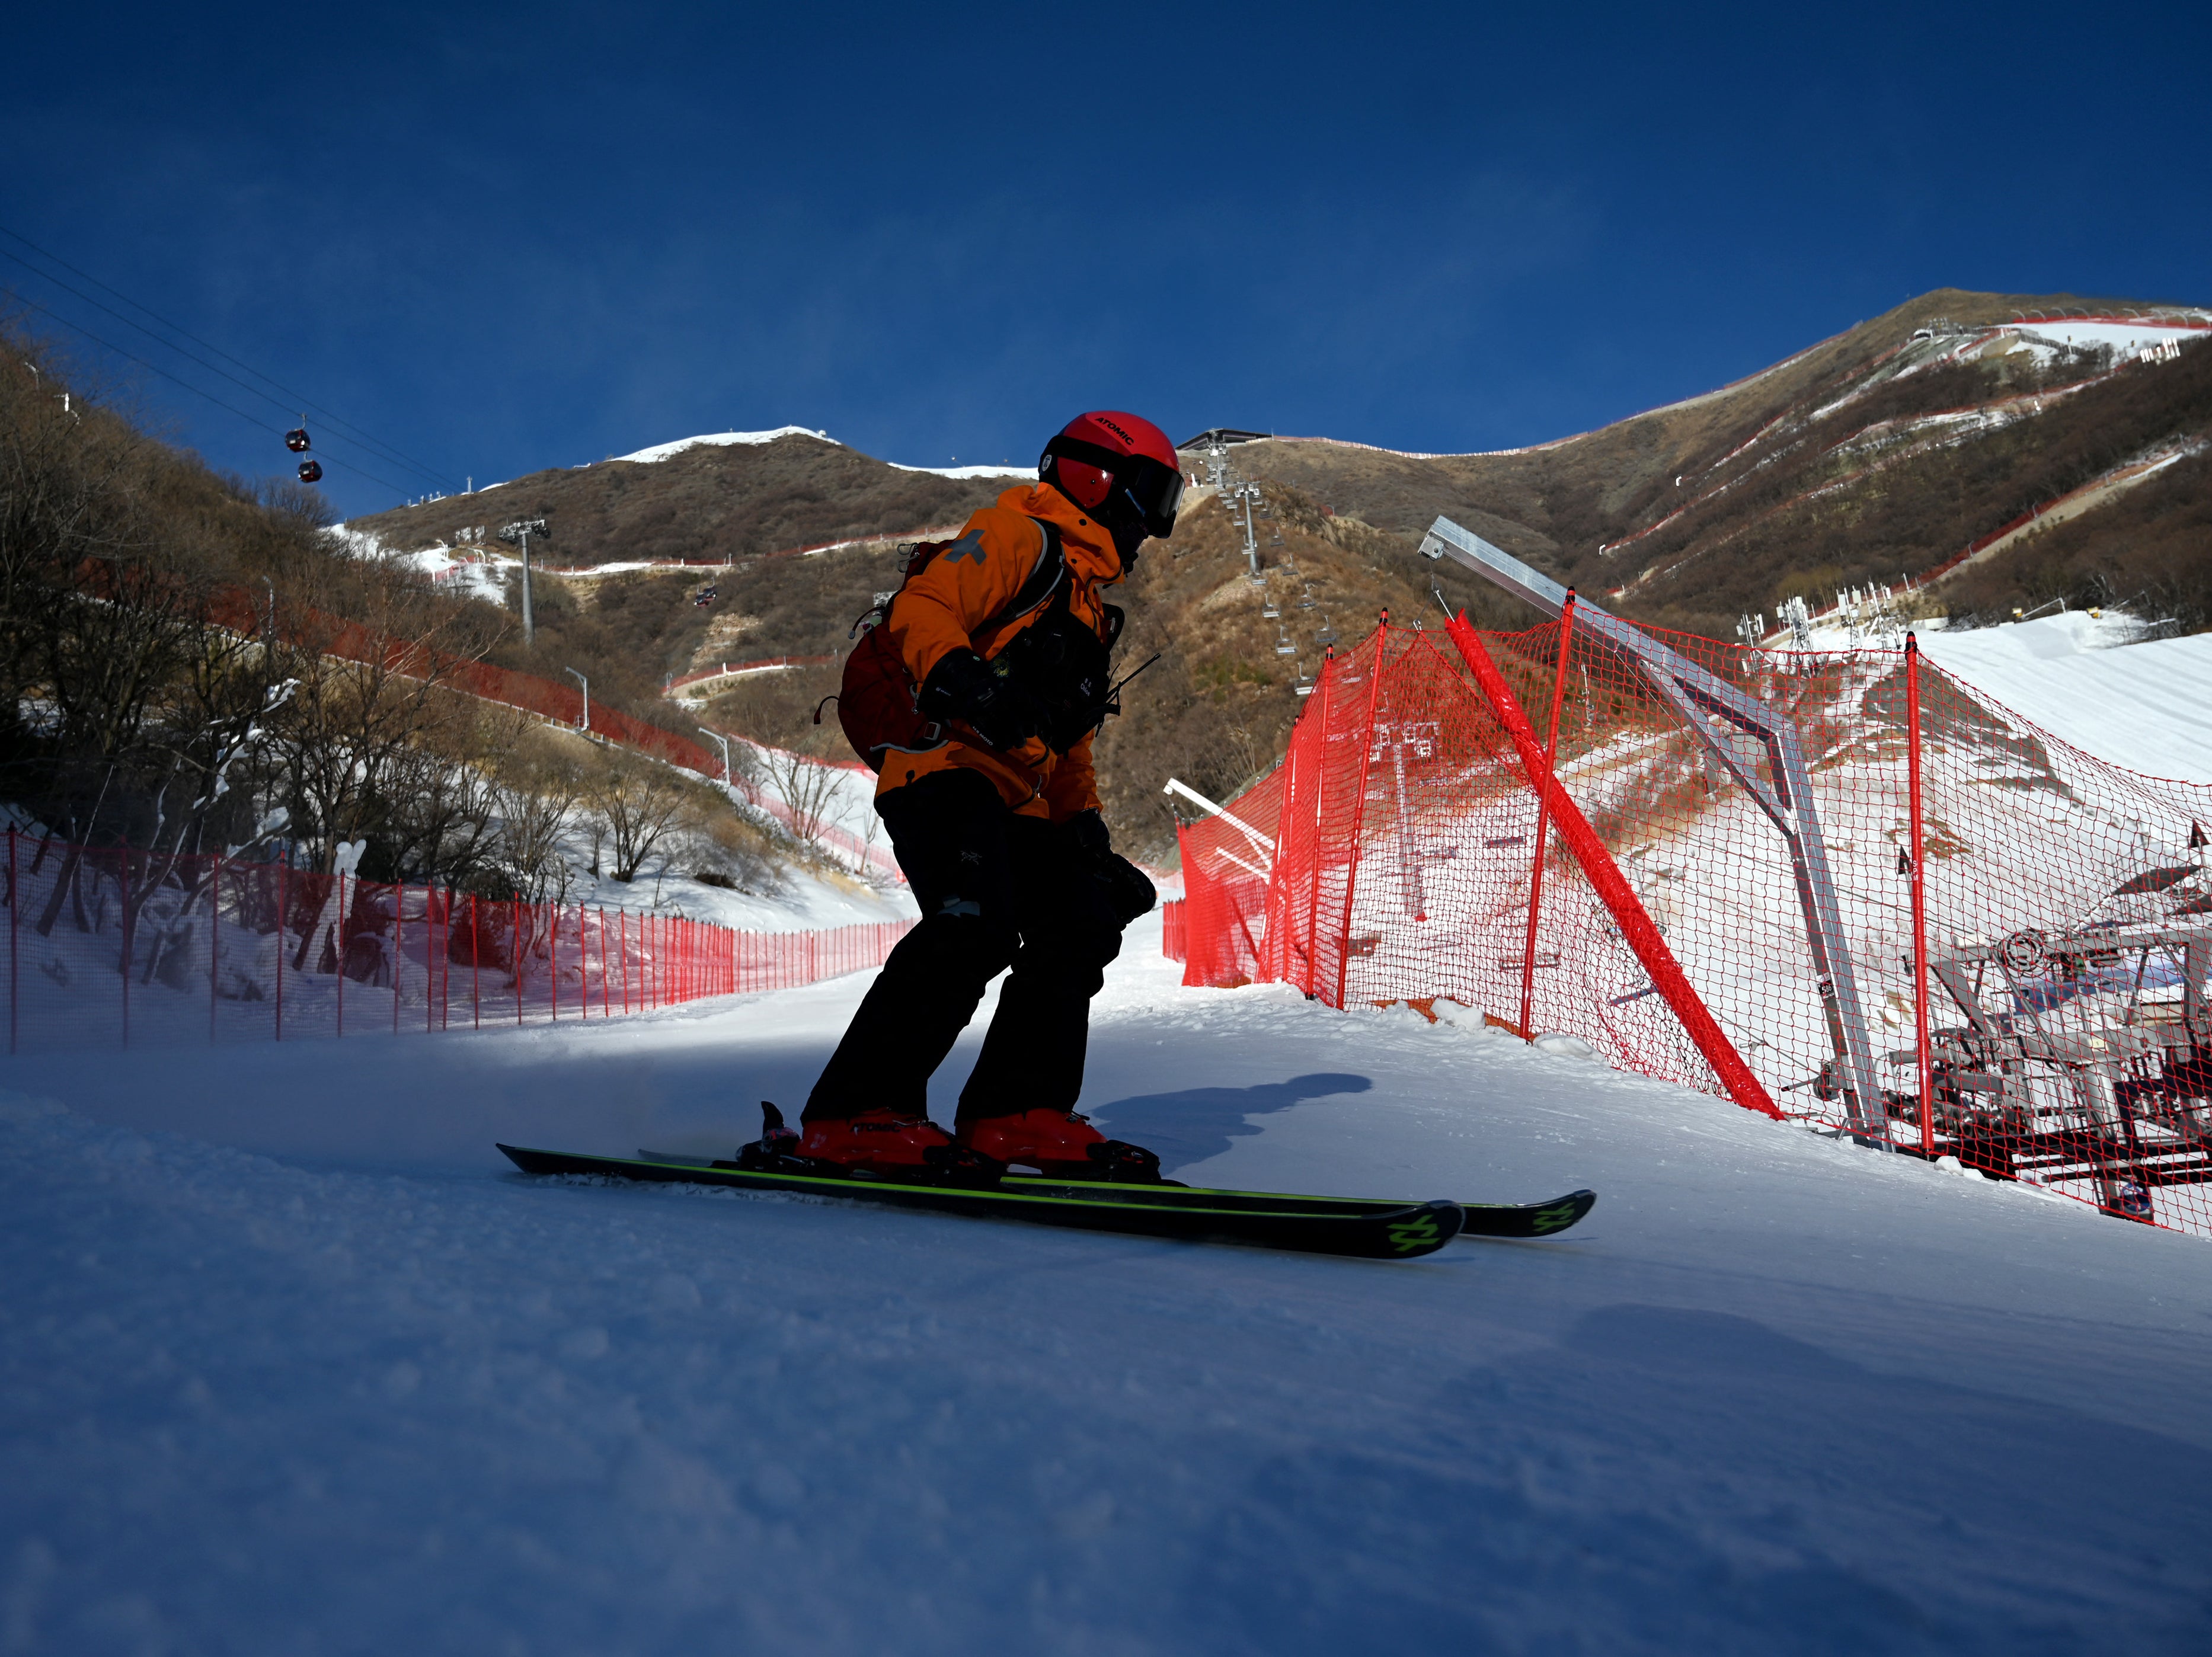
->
[1231,482,1263,580]
[497,517,550,645]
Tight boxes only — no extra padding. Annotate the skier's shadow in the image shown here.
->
[1085,1073,1372,1174]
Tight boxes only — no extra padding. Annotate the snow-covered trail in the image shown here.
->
[6,920,2212,1654]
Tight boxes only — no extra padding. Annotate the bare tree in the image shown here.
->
[760,742,844,855]
[492,725,587,903]
[589,752,692,882]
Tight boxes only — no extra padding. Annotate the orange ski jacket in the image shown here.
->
[877,482,1126,820]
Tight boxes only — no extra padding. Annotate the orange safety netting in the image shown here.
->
[2,829,912,1052]
[1178,617,2212,1242]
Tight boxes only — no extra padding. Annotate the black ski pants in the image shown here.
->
[804,769,1125,1127]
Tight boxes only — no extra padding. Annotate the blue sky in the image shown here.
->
[4,1,2205,518]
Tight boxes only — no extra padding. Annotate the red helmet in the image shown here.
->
[1040,411,1185,543]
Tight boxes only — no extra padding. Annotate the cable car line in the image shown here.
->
[0,222,458,491]
[7,290,411,495]
[0,244,451,491]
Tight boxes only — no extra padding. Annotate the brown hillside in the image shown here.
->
[1214,288,2211,636]
[347,433,1013,565]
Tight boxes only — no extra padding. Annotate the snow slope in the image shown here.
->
[1916,615,2212,783]
[5,916,2210,1653]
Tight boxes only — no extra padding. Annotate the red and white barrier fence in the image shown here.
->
[1,829,913,1053]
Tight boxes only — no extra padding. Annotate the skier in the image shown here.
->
[788,411,1184,1179]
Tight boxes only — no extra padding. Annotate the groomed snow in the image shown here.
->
[1915,615,2212,783]
[5,915,2210,1653]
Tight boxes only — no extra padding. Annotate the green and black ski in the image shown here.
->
[998,1174,1596,1239]
[634,1149,1598,1240]
[498,1143,1465,1260]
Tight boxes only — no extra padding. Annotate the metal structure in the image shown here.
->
[497,517,550,645]
[564,667,590,733]
[1917,923,2212,1217]
[1419,514,1887,1142]
[701,728,734,785]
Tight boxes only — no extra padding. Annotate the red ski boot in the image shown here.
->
[958,1108,1162,1182]
[792,1106,1002,1182]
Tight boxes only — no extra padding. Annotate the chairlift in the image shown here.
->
[297,459,323,483]
[1275,632,1296,656]
[285,424,311,453]
[1261,600,1280,619]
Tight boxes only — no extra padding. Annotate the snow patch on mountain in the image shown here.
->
[886,460,1035,479]
[612,427,836,464]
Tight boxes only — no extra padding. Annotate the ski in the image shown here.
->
[634,1149,1597,1239]
[498,1143,1463,1260]
[1001,1176,1596,1239]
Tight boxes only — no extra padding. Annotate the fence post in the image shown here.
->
[8,827,17,1057]
[471,894,480,1029]
[120,850,132,1050]
[1519,592,1579,1041]
[335,872,346,1040]
[1333,623,1392,1009]
[514,897,523,1025]
[551,901,560,1021]
[210,854,222,1045]
[1300,663,1337,997]
[394,882,402,1035]
[275,859,286,1042]
[1447,612,1780,1117]
[1907,634,1935,1155]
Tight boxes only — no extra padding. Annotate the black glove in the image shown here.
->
[1063,809,1156,923]
[919,648,1049,753]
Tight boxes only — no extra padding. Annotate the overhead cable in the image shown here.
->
[0,221,458,491]
[6,290,411,495]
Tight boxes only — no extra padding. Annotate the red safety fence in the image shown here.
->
[1,828,912,1053]
[1178,617,2212,1242]
[1161,898,1187,963]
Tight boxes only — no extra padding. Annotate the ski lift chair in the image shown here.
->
[297,459,323,483]
[285,427,312,453]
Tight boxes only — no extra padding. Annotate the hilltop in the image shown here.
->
[346,428,1023,567]
[1212,289,2211,638]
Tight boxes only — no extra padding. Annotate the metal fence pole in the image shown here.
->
[1520,592,1579,1040]
[1300,663,1337,997]
[120,851,131,1050]
[210,854,222,1045]
[1907,634,1936,1155]
[275,860,286,1042]
[393,883,402,1035]
[1333,625,1392,1009]
[8,827,17,1056]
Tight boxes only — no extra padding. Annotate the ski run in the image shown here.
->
[5,897,2211,1655]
